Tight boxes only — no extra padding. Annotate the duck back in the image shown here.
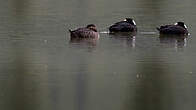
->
[109,21,137,32]
[157,22,188,35]
[70,28,99,38]
[160,26,187,35]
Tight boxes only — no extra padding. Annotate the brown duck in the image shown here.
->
[69,24,99,39]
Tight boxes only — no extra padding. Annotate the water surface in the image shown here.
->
[0,0,196,110]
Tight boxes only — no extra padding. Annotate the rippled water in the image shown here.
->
[0,0,196,110]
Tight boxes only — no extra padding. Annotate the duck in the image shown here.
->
[69,24,99,39]
[109,18,137,33]
[157,22,188,35]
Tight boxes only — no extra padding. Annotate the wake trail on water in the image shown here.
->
[99,31,157,35]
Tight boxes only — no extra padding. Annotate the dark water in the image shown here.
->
[0,0,196,110]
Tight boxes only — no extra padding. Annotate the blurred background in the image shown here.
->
[0,0,196,110]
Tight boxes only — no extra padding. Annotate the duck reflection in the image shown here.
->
[69,37,99,52]
[109,32,136,48]
[159,34,188,48]
[70,37,98,46]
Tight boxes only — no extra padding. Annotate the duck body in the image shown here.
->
[109,18,137,33]
[157,22,188,35]
[69,24,99,39]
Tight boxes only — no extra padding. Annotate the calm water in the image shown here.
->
[0,0,196,110]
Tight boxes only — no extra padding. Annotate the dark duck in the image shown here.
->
[157,22,188,35]
[109,18,137,33]
[69,24,99,39]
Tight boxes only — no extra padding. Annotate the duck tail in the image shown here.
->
[156,27,160,31]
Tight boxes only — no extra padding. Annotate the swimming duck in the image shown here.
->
[109,18,137,33]
[69,24,99,39]
[157,22,188,35]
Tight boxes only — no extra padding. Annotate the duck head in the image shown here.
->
[124,18,136,26]
[174,22,187,29]
[86,24,98,32]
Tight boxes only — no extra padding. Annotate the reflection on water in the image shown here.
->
[69,38,99,53]
[0,0,196,110]
[159,34,188,48]
[109,33,136,48]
